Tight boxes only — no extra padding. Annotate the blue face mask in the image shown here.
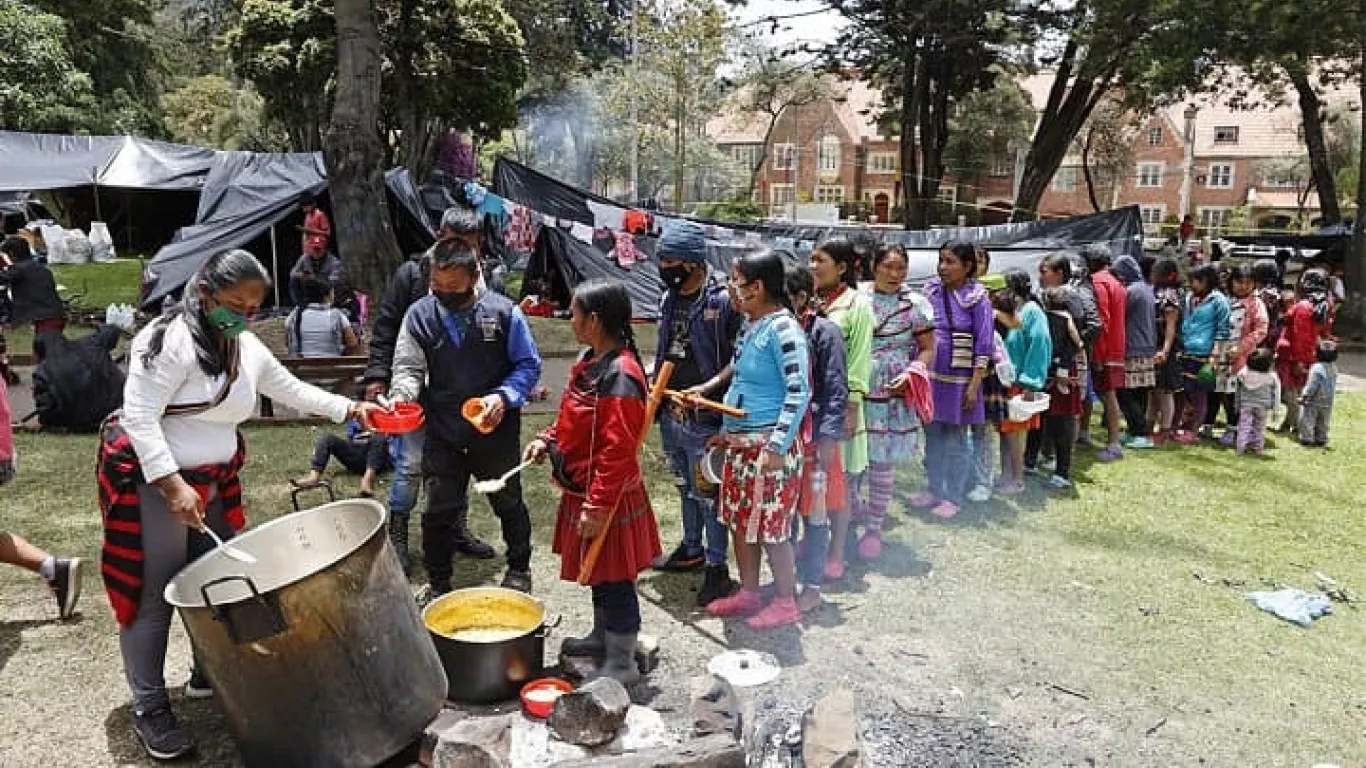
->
[206,305,248,338]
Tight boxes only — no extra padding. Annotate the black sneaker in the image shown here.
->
[655,542,704,573]
[696,563,735,608]
[455,536,496,560]
[185,667,213,700]
[430,580,453,598]
[48,557,82,620]
[501,569,533,593]
[133,706,195,761]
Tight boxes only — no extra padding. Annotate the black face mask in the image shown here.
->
[660,264,692,290]
[434,289,474,310]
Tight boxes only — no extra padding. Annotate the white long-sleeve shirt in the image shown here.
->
[122,316,351,482]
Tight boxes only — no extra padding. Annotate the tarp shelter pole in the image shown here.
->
[92,167,102,221]
[270,224,281,308]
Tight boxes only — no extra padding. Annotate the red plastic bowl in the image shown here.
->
[520,678,573,719]
[370,402,425,434]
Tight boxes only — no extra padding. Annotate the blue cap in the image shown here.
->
[657,221,708,264]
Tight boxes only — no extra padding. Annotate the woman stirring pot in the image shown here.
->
[102,250,376,761]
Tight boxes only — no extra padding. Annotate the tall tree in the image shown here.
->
[1009,0,1212,221]
[0,0,95,132]
[828,0,1016,229]
[731,46,836,198]
[1075,98,1135,212]
[227,0,336,150]
[325,0,403,299]
[943,78,1035,207]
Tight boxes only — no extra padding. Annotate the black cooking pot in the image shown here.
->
[421,587,559,704]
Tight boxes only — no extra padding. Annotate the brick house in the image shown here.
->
[711,70,1360,233]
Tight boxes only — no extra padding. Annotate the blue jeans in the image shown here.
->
[796,517,830,587]
[387,427,426,520]
[659,417,728,565]
[924,421,970,505]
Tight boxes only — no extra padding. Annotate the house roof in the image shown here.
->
[706,75,892,145]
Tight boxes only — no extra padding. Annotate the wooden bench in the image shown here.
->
[256,355,369,421]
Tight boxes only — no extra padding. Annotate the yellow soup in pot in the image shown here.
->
[424,591,543,642]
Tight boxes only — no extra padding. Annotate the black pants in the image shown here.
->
[592,581,641,634]
[1025,415,1075,480]
[1203,393,1239,427]
[1118,388,1150,437]
[311,433,391,473]
[423,429,532,586]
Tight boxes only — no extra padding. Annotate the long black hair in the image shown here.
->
[814,238,861,289]
[940,240,980,280]
[141,249,271,377]
[1003,267,1033,306]
[572,278,643,370]
[1188,264,1220,296]
[872,243,907,272]
[735,249,793,311]
[1041,253,1074,283]
[1151,256,1181,288]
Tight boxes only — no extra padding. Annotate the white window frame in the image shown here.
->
[730,144,763,172]
[815,185,845,204]
[770,183,795,206]
[1262,170,1302,189]
[818,135,841,174]
[1052,166,1080,193]
[1213,126,1239,145]
[772,143,795,171]
[936,185,957,207]
[989,154,1014,178]
[1198,206,1233,231]
[1147,126,1163,146]
[1207,163,1234,188]
[1139,205,1166,226]
[867,151,897,175]
[1137,162,1164,188]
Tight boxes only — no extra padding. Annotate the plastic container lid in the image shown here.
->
[700,447,725,485]
[1007,393,1051,422]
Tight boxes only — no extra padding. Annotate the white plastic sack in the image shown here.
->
[64,229,92,264]
[41,225,68,264]
[89,222,115,263]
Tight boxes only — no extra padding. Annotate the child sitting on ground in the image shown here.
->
[292,403,393,497]
[1234,349,1279,455]
[1298,341,1338,447]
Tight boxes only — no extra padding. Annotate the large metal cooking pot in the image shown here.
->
[165,499,447,768]
[422,587,558,704]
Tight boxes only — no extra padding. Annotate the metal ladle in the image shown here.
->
[472,460,535,495]
[201,525,257,565]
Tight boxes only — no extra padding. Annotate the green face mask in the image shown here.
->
[206,305,248,338]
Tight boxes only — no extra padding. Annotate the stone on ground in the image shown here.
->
[802,688,861,768]
[546,734,745,767]
[689,675,741,739]
[549,677,632,747]
[428,712,516,768]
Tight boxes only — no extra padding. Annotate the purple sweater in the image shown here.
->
[923,278,994,426]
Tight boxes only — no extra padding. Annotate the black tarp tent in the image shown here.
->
[142,154,434,307]
[499,155,1144,319]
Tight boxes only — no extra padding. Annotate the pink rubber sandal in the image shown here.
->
[706,589,761,618]
[856,532,883,560]
[931,500,961,519]
[908,491,939,509]
[745,597,801,630]
[823,558,846,581]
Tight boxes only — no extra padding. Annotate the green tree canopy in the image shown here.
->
[0,0,95,132]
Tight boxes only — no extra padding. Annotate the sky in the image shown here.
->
[732,0,844,53]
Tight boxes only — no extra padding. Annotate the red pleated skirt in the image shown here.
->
[552,482,661,586]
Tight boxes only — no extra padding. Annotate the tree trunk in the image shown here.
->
[1287,63,1342,225]
[1081,125,1102,212]
[325,0,404,301]
[1344,25,1366,337]
[746,113,781,200]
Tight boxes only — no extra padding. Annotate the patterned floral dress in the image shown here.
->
[863,288,935,464]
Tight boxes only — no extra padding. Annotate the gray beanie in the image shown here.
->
[657,221,708,264]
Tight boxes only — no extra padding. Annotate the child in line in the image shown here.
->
[1147,257,1184,443]
[1298,341,1338,447]
[1174,264,1230,444]
[1025,286,1083,490]
[1214,265,1269,446]
[784,265,848,612]
[995,270,1051,495]
[1234,349,1279,455]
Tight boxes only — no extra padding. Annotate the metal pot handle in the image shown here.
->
[537,613,562,637]
[200,575,289,644]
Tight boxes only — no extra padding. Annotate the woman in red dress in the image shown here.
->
[1275,268,1335,432]
[524,279,661,685]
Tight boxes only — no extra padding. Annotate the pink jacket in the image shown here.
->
[0,378,13,464]
[1233,294,1269,373]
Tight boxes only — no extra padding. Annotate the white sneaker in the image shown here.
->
[1048,475,1073,490]
[966,485,992,503]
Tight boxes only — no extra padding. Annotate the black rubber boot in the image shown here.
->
[560,608,607,658]
[588,631,641,687]
[387,514,411,575]
[696,563,735,607]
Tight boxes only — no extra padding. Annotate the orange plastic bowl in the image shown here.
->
[370,402,425,434]
[520,678,572,719]
[462,398,496,434]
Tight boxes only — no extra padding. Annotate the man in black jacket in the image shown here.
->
[364,205,494,571]
[0,236,65,360]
